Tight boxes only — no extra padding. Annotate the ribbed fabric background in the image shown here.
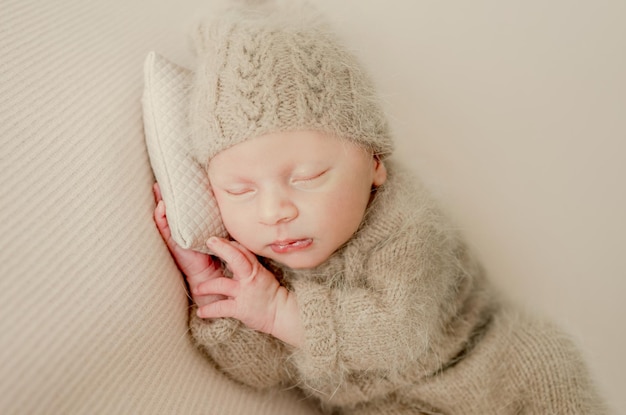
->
[0,0,318,413]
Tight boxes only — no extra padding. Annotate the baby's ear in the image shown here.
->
[142,52,228,254]
[372,155,387,187]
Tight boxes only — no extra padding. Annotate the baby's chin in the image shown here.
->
[265,252,330,270]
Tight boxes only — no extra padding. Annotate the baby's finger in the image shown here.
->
[230,240,259,265]
[207,237,253,279]
[153,201,171,238]
[193,293,226,309]
[153,183,162,203]
[197,299,237,319]
[194,277,238,298]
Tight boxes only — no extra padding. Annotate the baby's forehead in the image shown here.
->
[207,130,370,175]
[211,130,356,157]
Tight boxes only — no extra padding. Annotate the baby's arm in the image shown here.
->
[189,313,295,389]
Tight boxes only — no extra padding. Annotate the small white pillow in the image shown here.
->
[142,52,227,253]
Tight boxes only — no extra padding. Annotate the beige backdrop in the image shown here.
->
[317,0,625,410]
[1,0,622,412]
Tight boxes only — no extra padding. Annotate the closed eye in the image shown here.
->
[290,169,330,189]
[292,169,328,184]
[224,188,254,196]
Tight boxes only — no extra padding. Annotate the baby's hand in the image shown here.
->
[194,237,304,347]
[153,183,224,308]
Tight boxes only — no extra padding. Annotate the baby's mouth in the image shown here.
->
[270,238,313,253]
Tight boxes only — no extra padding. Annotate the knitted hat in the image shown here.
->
[188,2,393,164]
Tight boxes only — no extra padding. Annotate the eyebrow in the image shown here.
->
[211,160,329,184]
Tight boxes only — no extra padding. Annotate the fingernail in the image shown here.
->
[207,237,217,246]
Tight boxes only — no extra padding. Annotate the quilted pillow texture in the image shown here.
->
[0,1,317,414]
[143,52,227,253]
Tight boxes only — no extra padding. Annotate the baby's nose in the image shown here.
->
[257,191,298,225]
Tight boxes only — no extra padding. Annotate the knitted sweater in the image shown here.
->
[190,161,606,414]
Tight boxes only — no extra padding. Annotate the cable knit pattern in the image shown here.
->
[187,3,393,165]
[290,281,340,380]
[190,162,607,414]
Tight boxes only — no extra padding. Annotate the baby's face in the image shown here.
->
[208,130,387,269]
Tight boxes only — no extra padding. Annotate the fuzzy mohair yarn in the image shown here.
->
[188,2,393,165]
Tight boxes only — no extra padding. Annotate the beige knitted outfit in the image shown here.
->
[188,4,607,414]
